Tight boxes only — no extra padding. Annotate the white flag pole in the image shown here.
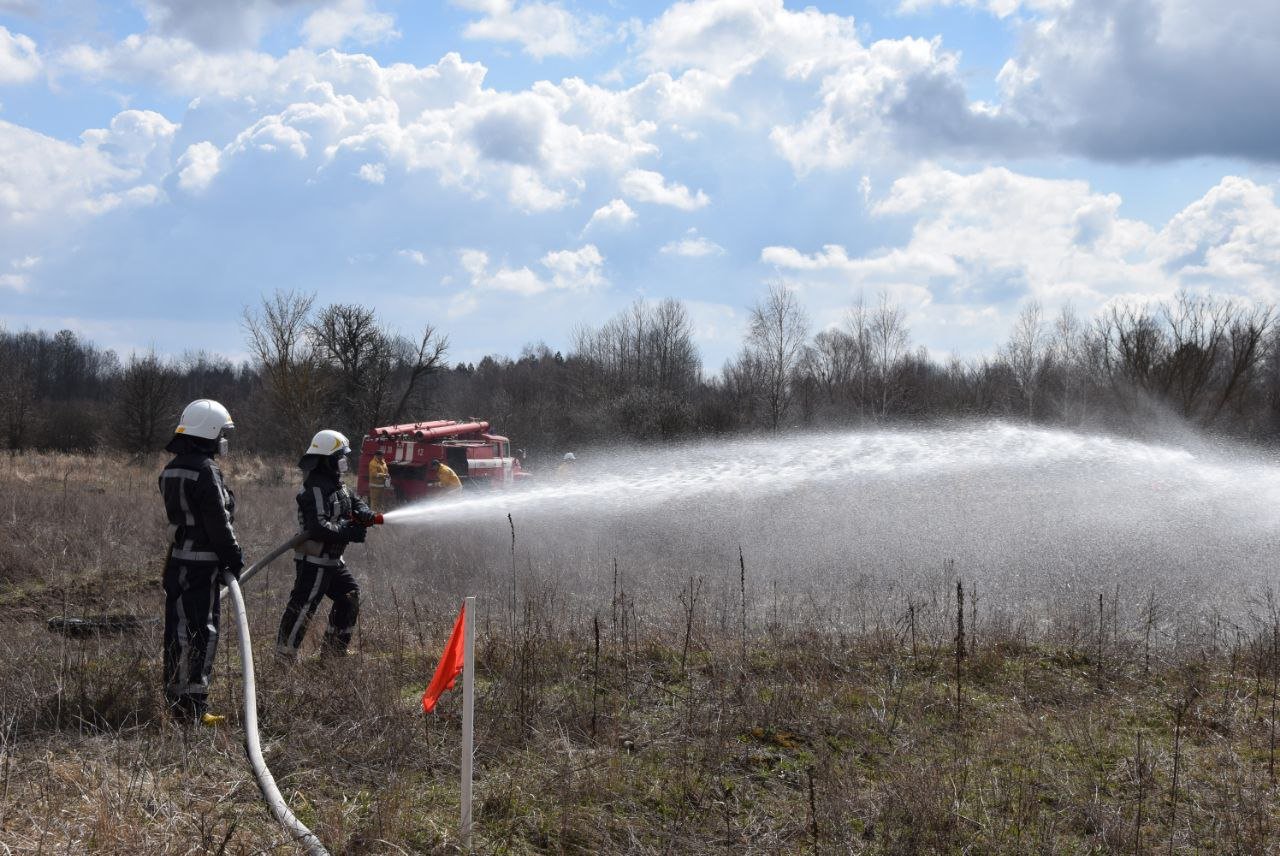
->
[461,596,476,851]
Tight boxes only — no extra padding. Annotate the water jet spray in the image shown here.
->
[369,424,1280,633]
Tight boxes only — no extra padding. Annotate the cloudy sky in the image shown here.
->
[1,0,1278,369]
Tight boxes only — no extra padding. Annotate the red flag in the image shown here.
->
[422,602,467,713]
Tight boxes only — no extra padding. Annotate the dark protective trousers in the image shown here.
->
[276,558,360,657]
[162,560,221,716]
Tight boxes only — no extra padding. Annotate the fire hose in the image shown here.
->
[220,513,383,855]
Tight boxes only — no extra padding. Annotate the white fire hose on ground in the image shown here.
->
[221,533,330,856]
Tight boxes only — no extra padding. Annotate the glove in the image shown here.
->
[222,550,245,580]
[353,508,377,525]
[339,522,367,544]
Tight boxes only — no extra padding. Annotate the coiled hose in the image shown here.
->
[222,534,330,856]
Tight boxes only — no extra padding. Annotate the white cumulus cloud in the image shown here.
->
[459,248,545,296]
[81,109,178,174]
[302,0,398,47]
[543,244,605,291]
[0,113,171,226]
[454,0,605,59]
[357,161,386,184]
[584,198,636,231]
[0,25,40,84]
[661,231,725,257]
[56,42,667,213]
[621,168,709,210]
[639,0,857,78]
[459,244,605,296]
[177,141,223,193]
[763,166,1280,351]
[639,0,1029,172]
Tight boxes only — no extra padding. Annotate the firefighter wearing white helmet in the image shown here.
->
[276,429,377,660]
[158,399,242,725]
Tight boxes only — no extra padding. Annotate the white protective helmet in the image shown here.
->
[563,452,576,462]
[304,429,351,458]
[175,399,234,440]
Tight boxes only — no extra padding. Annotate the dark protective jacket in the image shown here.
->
[159,442,241,568]
[295,467,371,566]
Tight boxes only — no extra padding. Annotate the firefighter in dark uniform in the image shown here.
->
[159,399,243,725]
[276,429,377,660]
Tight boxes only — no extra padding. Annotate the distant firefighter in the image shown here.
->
[367,449,393,512]
[430,457,463,492]
[159,399,242,726]
[557,451,577,478]
[277,430,377,660]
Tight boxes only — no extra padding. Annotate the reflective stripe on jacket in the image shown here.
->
[295,470,371,563]
[159,452,240,566]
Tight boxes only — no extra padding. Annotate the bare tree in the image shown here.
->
[804,328,859,409]
[310,303,397,433]
[846,297,872,422]
[866,292,910,420]
[242,291,327,451]
[570,299,700,437]
[722,347,766,428]
[1210,303,1272,425]
[1003,300,1048,419]
[1048,303,1091,424]
[1096,292,1273,428]
[649,298,700,393]
[746,283,809,430]
[116,351,179,453]
[389,324,450,424]
[1161,292,1231,417]
[1097,302,1167,416]
[573,298,699,394]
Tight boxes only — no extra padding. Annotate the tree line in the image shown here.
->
[2,287,1278,457]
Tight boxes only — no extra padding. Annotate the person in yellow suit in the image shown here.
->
[430,458,463,493]
[367,449,392,512]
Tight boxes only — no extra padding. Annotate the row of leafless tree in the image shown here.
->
[722,285,1276,436]
[2,287,1278,455]
[0,293,446,454]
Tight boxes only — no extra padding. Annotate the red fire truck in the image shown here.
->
[355,420,526,504]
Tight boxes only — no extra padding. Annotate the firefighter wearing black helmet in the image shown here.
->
[159,399,243,725]
[277,429,377,660]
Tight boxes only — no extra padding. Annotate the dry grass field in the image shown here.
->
[3,451,1280,854]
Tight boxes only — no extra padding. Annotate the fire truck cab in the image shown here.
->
[356,420,527,505]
